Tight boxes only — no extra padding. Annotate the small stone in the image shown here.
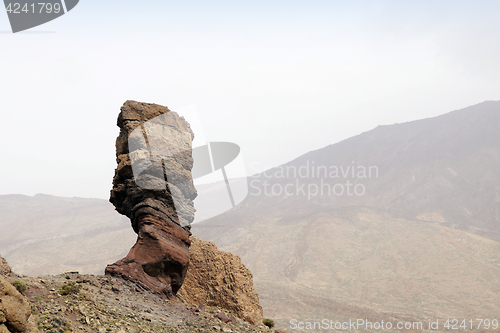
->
[217,312,230,323]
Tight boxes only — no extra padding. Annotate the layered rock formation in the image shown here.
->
[178,237,263,325]
[0,275,38,332]
[0,256,11,276]
[105,100,197,299]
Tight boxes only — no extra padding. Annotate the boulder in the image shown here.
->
[0,276,37,333]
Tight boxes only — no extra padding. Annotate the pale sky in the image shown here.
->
[1,0,499,199]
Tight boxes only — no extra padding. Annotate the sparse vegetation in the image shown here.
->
[263,318,275,328]
[78,291,92,301]
[57,281,82,295]
[11,280,28,293]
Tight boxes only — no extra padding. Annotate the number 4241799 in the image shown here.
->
[5,3,62,14]
[443,319,499,330]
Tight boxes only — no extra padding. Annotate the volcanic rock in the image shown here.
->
[178,237,263,325]
[0,275,38,333]
[105,100,197,299]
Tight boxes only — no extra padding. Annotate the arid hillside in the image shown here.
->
[193,101,500,328]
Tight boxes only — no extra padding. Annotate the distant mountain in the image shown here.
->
[196,100,500,239]
[0,194,135,275]
[192,101,500,326]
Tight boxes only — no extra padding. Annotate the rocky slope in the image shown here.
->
[195,207,500,328]
[2,272,274,333]
[178,237,263,326]
[1,248,274,333]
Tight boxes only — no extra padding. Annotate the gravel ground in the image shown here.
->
[6,273,275,333]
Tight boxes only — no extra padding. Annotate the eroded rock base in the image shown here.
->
[105,214,191,299]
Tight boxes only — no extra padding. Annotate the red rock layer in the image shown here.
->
[105,214,191,298]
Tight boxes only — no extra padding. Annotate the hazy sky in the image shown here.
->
[1,0,499,199]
